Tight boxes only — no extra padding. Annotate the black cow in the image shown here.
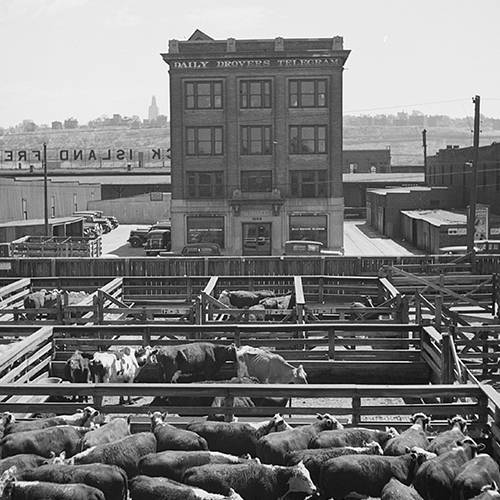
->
[138,450,251,482]
[452,454,500,500]
[18,463,128,500]
[1,425,90,459]
[69,432,157,478]
[154,343,237,383]
[23,290,59,320]
[218,290,275,308]
[310,426,399,450]
[150,412,208,452]
[384,413,430,456]
[256,413,343,465]
[319,450,430,499]
[64,351,92,402]
[130,475,244,500]
[428,415,468,455]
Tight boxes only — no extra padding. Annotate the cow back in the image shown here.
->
[0,454,47,474]
[452,455,500,500]
[80,418,130,451]
[8,480,105,500]
[154,423,208,452]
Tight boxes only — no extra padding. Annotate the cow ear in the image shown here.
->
[478,443,486,451]
[405,446,411,454]
[456,440,463,447]
[127,415,132,426]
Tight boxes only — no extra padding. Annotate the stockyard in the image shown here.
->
[0,254,499,499]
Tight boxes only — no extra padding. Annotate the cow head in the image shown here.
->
[282,461,317,498]
[385,426,400,438]
[89,359,105,383]
[82,406,100,424]
[316,413,344,430]
[292,364,308,384]
[1,412,15,427]
[410,412,430,430]
[364,441,383,455]
[480,482,500,499]
[456,437,484,459]
[135,346,154,367]
[271,414,293,432]
[448,415,468,433]
[407,446,436,466]
[150,411,165,430]
[48,451,66,465]
[218,290,232,307]
[0,466,17,497]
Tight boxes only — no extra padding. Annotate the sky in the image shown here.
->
[1,0,500,127]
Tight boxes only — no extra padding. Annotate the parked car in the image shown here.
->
[104,216,119,228]
[283,240,343,256]
[144,229,171,256]
[159,242,222,256]
[128,221,171,247]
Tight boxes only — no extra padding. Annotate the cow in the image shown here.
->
[381,477,425,499]
[452,454,500,500]
[183,461,317,500]
[130,475,244,500]
[150,412,208,452]
[236,346,308,384]
[138,450,252,482]
[428,415,468,455]
[319,449,432,499]
[187,414,288,457]
[218,290,275,309]
[64,351,92,384]
[1,407,99,436]
[0,475,105,500]
[472,483,500,499]
[413,438,482,500]
[80,417,131,451]
[18,463,128,500]
[154,343,237,383]
[0,455,46,475]
[69,432,157,478]
[258,294,294,310]
[310,426,399,450]
[89,347,151,404]
[285,441,383,484]
[0,425,90,459]
[23,289,59,320]
[256,413,343,465]
[383,413,430,456]
[208,394,255,421]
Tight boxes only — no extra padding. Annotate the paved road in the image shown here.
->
[343,220,420,256]
[100,221,420,257]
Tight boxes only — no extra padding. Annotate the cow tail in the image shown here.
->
[118,466,128,500]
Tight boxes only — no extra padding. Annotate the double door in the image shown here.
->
[242,223,272,255]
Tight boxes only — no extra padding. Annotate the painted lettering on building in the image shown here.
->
[171,57,343,70]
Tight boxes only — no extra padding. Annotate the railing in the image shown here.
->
[9,236,102,258]
[0,253,490,278]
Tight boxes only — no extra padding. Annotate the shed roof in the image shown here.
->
[401,209,467,227]
[0,217,83,228]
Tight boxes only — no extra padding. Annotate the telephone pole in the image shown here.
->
[43,142,49,236]
[466,95,480,256]
[422,129,428,184]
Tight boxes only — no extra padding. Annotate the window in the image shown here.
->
[289,215,328,245]
[289,79,327,108]
[186,171,224,198]
[186,127,223,156]
[289,125,327,154]
[187,216,224,248]
[241,171,272,192]
[240,80,271,108]
[185,81,223,109]
[21,198,27,220]
[290,170,328,197]
[241,126,272,155]
[50,195,56,218]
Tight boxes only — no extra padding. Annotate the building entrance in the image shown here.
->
[242,223,272,255]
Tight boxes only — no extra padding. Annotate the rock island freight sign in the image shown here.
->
[169,57,344,70]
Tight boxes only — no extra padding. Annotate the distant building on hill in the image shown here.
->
[148,96,159,121]
[51,121,63,130]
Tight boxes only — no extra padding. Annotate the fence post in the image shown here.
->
[493,273,499,319]
[328,328,336,360]
[415,292,422,325]
[352,394,361,426]
[435,295,443,331]
[441,332,453,385]
[224,394,235,422]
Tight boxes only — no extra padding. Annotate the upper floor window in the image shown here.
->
[186,127,223,156]
[241,126,272,155]
[290,170,328,197]
[241,171,273,192]
[240,80,271,109]
[289,125,327,154]
[186,171,224,198]
[289,79,327,108]
[185,81,223,109]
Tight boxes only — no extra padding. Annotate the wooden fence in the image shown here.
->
[3,253,497,278]
[9,236,102,258]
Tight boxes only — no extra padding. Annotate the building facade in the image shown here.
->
[343,148,391,173]
[162,30,350,255]
[428,142,500,214]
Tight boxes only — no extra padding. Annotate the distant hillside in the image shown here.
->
[2,124,499,166]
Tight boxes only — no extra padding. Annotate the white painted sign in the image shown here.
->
[448,227,467,236]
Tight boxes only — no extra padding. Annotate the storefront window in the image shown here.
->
[187,216,224,248]
[289,215,327,245]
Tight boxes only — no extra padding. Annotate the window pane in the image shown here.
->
[250,95,261,107]
[186,83,194,96]
[317,126,326,139]
[186,96,195,109]
[198,129,211,141]
[197,83,210,96]
[302,127,315,140]
[187,216,224,247]
[289,215,327,244]
[302,81,314,94]
[289,127,299,153]
[302,94,315,107]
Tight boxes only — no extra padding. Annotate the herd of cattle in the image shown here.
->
[22,289,89,320]
[0,409,499,499]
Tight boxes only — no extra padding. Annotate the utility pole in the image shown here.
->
[466,95,481,256]
[422,129,428,184]
[43,142,49,236]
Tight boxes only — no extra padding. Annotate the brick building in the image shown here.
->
[428,142,500,214]
[162,30,350,255]
[343,148,391,173]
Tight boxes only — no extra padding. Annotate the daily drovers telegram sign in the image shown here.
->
[169,57,344,70]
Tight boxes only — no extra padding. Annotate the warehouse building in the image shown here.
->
[162,30,350,255]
